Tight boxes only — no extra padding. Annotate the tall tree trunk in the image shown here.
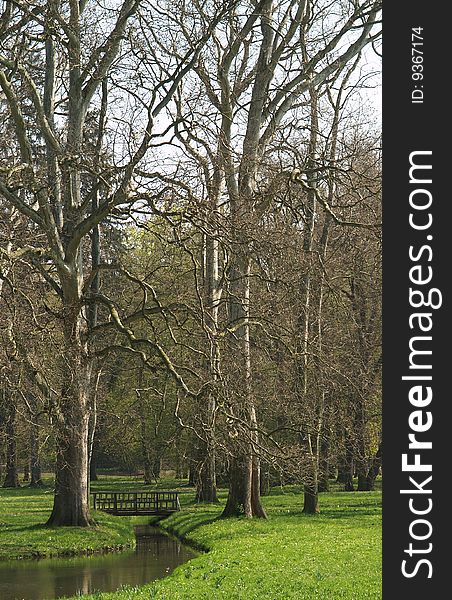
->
[303,485,319,513]
[318,429,330,493]
[47,405,91,525]
[222,458,246,516]
[222,249,266,518]
[343,429,355,491]
[195,432,217,502]
[365,441,382,491]
[175,452,186,479]
[87,77,106,494]
[296,87,320,514]
[188,463,196,487]
[143,454,161,483]
[30,433,43,487]
[47,312,92,526]
[221,257,265,516]
[354,378,369,491]
[89,445,98,482]
[28,394,43,487]
[260,463,270,496]
[218,2,278,520]
[87,382,98,489]
[152,456,161,480]
[196,195,221,503]
[3,398,20,488]
[222,453,266,518]
[46,0,93,527]
[141,444,155,484]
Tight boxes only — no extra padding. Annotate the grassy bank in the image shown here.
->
[1,478,381,598]
[0,477,154,560]
[66,484,382,600]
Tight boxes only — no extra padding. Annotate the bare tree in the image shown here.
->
[0,0,381,524]
[0,0,234,525]
[172,0,381,517]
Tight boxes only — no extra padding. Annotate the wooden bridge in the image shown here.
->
[91,491,181,516]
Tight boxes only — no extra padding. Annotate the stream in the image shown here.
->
[0,525,197,600]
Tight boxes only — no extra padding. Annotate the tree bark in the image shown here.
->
[358,441,381,491]
[188,464,196,487]
[366,442,382,490]
[46,312,93,526]
[196,209,221,503]
[195,436,218,503]
[222,458,246,516]
[318,435,330,493]
[222,455,266,518]
[141,426,153,485]
[343,432,355,491]
[86,78,106,491]
[303,485,319,514]
[153,457,161,479]
[355,390,369,491]
[3,399,20,488]
[47,410,91,526]
[89,447,98,482]
[29,395,43,487]
[260,464,270,496]
[336,465,347,484]
[221,247,266,519]
[143,452,161,484]
[296,87,321,513]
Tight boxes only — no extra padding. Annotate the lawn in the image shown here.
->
[70,483,382,600]
[0,478,381,599]
[0,476,157,560]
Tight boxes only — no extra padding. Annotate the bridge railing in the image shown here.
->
[91,491,180,515]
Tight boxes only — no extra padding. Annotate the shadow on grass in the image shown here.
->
[164,510,222,538]
[266,503,381,521]
[4,517,117,534]
[2,521,60,533]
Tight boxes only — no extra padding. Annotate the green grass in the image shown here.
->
[0,477,381,598]
[66,483,382,600]
[0,476,171,560]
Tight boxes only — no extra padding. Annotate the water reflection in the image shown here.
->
[0,526,196,600]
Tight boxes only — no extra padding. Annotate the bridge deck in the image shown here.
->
[91,491,180,516]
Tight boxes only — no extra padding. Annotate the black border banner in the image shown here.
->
[383,3,449,596]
